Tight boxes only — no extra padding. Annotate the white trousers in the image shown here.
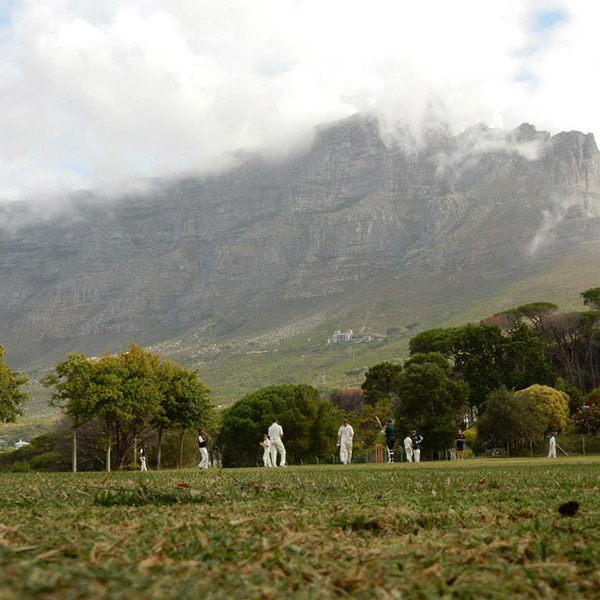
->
[270,439,286,466]
[413,449,421,463]
[340,440,353,464]
[404,447,413,462]
[263,449,273,467]
[140,457,147,471]
[198,447,209,469]
[548,446,556,458]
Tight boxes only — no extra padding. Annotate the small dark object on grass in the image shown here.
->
[175,482,190,489]
[558,501,579,517]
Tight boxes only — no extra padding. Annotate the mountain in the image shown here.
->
[1,114,599,402]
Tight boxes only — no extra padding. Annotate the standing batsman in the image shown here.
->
[411,430,423,463]
[548,432,557,458]
[403,433,413,462]
[197,428,209,470]
[268,418,287,467]
[337,417,354,464]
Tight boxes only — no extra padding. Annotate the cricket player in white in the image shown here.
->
[268,419,286,467]
[139,447,148,471]
[260,434,273,467]
[403,434,413,462]
[548,433,557,458]
[337,418,354,464]
[197,428,209,470]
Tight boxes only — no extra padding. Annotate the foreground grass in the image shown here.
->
[1,458,600,599]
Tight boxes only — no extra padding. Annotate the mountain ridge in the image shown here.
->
[1,114,599,401]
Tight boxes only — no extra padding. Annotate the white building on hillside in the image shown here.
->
[328,330,354,344]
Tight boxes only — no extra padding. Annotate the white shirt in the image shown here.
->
[549,436,556,447]
[268,422,283,442]
[262,439,271,450]
[337,424,354,443]
[404,436,413,449]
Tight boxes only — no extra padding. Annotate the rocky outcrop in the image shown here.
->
[0,115,599,365]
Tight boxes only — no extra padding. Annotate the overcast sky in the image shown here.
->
[0,0,598,203]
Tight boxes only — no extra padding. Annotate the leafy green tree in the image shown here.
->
[43,353,98,472]
[409,328,454,356]
[554,377,583,414]
[396,353,468,456]
[361,362,403,406]
[502,322,554,390]
[0,345,28,424]
[352,398,393,450]
[448,324,507,409]
[155,360,211,469]
[112,344,166,468]
[514,302,558,328]
[477,388,546,450]
[221,384,338,467]
[409,323,554,413]
[581,288,600,311]
[514,384,569,433]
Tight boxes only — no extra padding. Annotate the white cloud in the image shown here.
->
[0,0,598,203]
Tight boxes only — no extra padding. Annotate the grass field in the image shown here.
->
[1,458,600,599]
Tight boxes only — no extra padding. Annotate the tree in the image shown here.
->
[502,322,554,390]
[220,384,338,467]
[514,384,569,433]
[43,353,98,472]
[581,288,600,311]
[155,360,211,469]
[409,328,454,356]
[396,353,468,456]
[513,302,558,328]
[0,345,28,424]
[409,322,555,413]
[451,324,513,409]
[571,406,600,436]
[330,388,365,412]
[361,362,403,406]
[542,311,600,393]
[352,398,393,449]
[477,388,546,450]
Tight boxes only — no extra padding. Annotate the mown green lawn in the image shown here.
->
[1,458,600,599]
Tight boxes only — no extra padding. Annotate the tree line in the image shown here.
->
[0,343,211,471]
[1,288,599,469]
[355,288,600,455]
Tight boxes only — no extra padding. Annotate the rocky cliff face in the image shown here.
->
[1,114,599,365]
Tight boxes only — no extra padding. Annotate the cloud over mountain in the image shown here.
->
[0,0,599,202]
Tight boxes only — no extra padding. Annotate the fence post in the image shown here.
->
[582,436,586,456]
[530,439,533,457]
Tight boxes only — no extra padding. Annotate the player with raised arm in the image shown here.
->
[383,418,395,463]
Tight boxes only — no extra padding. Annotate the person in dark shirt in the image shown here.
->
[383,419,395,463]
[197,428,210,470]
[139,446,148,471]
[455,429,466,460]
[411,430,423,463]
